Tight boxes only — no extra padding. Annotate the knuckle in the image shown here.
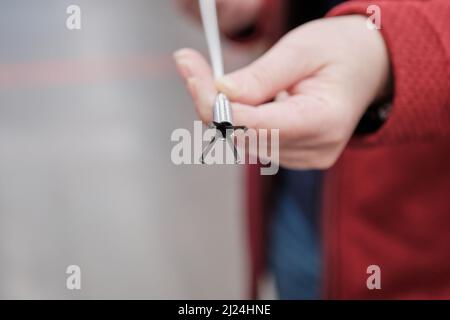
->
[245,66,270,102]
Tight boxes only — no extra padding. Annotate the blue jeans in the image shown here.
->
[269,170,322,300]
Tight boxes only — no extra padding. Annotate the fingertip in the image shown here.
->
[175,58,193,80]
[174,49,196,80]
[173,48,196,60]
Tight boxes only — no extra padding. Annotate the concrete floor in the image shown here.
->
[0,0,250,299]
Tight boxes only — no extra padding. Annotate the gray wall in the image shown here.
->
[0,0,249,299]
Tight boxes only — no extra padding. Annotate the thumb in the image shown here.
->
[216,33,320,105]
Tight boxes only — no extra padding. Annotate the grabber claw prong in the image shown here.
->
[200,93,247,164]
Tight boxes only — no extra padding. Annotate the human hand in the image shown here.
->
[174,16,391,169]
[176,0,263,35]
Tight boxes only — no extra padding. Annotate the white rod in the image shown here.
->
[199,0,224,79]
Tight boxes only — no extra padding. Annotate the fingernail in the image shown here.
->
[216,76,239,96]
[173,49,190,60]
[175,59,193,79]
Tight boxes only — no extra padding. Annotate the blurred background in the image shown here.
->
[0,0,255,299]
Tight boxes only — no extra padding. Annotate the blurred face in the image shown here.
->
[177,0,263,34]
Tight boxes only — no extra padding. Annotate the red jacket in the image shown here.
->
[245,0,450,299]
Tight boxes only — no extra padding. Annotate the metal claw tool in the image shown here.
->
[200,93,246,164]
[198,0,247,164]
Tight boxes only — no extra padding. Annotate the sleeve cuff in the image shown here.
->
[328,1,449,145]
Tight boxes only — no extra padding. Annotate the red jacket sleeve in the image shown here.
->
[328,0,450,145]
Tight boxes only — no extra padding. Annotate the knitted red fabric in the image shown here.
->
[324,0,450,299]
[329,0,450,146]
[244,0,450,299]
